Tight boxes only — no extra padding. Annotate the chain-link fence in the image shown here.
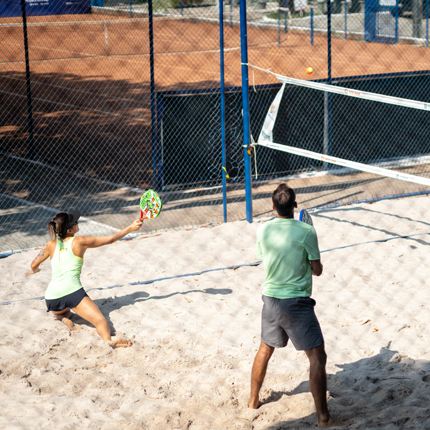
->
[1,0,430,254]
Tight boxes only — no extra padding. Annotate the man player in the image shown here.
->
[248,184,344,428]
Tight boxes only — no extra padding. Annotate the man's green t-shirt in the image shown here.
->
[257,217,321,299]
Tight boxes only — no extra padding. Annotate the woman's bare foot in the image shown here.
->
[54,311,82,331]
[318,415,347,428]
[109,339,132,348]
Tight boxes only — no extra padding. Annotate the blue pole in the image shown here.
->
[284,0,287,33]
[149,0,158,189]
[180,0,183,22]
[311,7,314,45]
[230,0,232,28]
[220,0,228,223]
[327,0,332,155]
[344,0,347,39]
[129,0,132,17]
[239,0,253,223]
[426,0,429,47]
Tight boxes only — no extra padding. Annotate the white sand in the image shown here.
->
[1,195,430,429]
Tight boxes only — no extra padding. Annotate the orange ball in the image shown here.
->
[306,67,313,75]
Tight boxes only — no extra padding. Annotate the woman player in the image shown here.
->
[26,210,142,348]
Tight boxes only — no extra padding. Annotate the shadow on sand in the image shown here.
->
[261,344,430,429]
[71,287,232,335]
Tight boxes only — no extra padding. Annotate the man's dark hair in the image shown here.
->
[272,184,296,216]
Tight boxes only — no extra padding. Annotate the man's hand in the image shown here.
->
[26,267,41,276]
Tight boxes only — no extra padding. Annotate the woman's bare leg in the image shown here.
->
[52,308,82,331]
[72,296,132,348]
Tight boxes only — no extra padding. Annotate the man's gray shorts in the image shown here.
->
[261,295,324,351]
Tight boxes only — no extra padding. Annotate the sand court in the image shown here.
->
[1,194,430,429]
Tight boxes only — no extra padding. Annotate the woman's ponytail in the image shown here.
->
[48,213,69,239]
[48,220,56,239]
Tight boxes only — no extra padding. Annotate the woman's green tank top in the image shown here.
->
[45,237,84,300]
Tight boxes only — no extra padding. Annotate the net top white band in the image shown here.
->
[275,75,430,111]
[244,63,430,111]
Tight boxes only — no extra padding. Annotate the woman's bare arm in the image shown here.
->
[75,220,143,254]
[26,242,51,276]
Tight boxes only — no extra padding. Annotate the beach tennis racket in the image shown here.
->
[140,189,162,221]
[299,209,313,226]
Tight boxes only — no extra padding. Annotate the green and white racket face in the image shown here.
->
[299,209,313,226]
[140,189,162,220]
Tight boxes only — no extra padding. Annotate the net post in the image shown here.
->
[220,0,228,223]
[20,0,35,161]
[129,0,133,18]
[239,0,253,223]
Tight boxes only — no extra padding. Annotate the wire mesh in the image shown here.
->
[1,0,430,254]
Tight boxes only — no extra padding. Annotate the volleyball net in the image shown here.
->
[248,64,430,209]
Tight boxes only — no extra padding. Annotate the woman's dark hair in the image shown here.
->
[48,213,69,239]
[272,184,296,216]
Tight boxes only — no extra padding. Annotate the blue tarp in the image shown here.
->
[0,0,91,18]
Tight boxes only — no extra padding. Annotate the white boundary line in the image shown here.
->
[0,151,145,194]
[0,193,121,232]
[257,142,430,187]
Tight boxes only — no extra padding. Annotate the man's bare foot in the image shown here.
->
[248,399,263,409]
[109,339,132,348]
[318,415,347,428]
[55,311,82,332]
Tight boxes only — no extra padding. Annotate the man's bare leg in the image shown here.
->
[305,344,345,428]
[73,297,132,348]
[249,341,275,409]
[52,308,82,331]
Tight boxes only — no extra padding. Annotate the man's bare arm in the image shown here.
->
[310,259,323,277]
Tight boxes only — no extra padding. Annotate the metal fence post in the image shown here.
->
[278,7,281,45]
[311,7,314,45]
[148,0,158,189]
[324,0,332,160]
[284,0,287,33]
[220,0,228,222]
[239,0,253,223]
[344,0,347,39]
[426,0,429,47]
[20,0,35,160]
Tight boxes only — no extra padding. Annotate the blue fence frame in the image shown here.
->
[0,0,90,17]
